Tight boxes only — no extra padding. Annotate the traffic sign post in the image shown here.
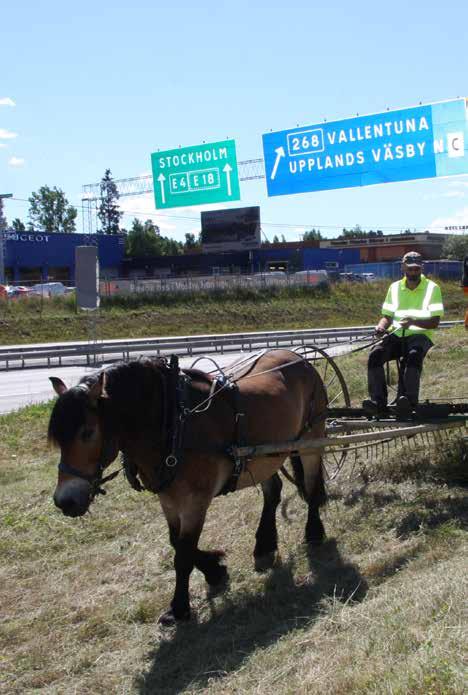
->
[151,139,240,209]
[262,98,468,198]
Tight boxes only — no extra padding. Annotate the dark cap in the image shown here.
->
[402,251,423,267]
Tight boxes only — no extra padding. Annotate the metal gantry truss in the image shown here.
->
[81,158,265,233]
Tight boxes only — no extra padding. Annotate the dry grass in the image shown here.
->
[0,328,467,694]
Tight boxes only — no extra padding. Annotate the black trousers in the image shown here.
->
[367,334,433,406]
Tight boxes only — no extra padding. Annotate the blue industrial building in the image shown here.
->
[4,231,126,282]
[3,229,360,282]
[121,247,360,277]
[345,260,463,280]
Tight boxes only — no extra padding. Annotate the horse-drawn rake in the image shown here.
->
[224,344,468,483]
[49,343,466,624]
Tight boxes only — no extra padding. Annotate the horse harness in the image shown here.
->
[122,354,249,495]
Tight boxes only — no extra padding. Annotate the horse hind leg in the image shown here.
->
[254,473,283,572]
[291,452,326,546]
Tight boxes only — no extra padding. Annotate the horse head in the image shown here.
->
[48,372,120,517]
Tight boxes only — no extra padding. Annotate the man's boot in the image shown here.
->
[395,395,412,419]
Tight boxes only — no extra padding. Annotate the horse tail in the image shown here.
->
[289,453,306,500]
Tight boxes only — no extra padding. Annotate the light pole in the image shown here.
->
[0,193,13,284]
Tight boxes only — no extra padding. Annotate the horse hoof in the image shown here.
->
[254,551,278,572]
[158,608,190,626]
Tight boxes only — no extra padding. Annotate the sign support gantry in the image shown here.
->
[81,158,265,233]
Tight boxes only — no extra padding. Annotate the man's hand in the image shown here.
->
[399,317,413,329]
[374,325,387,337]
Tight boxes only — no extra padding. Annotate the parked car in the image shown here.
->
[339,273,366,283]
[29,282,68,297]
[251,271,287,285]
[293,270,329,287]
[8,285,31,298]
[360,272,378,282]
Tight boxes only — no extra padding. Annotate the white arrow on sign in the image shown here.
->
[270,146,285,180]
[223,163,233,196]
[157,173,166,204]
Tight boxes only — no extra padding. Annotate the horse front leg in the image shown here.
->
[168,522,227,589]
[159,502,210,626]
[158,530,200,626]
[254,473,283,571]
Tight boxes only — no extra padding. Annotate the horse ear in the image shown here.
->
[50,377,68,396]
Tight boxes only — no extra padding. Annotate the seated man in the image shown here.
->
[364,252,444,415]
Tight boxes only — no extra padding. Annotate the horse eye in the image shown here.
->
[81,428,94,442]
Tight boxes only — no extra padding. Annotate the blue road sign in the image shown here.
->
[262,98,468,197]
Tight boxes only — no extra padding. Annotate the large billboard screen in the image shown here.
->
[262,98,468,197]
[201,206,261,253]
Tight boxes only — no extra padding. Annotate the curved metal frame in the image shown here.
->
[293,344,352,478]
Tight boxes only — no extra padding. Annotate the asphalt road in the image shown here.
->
[0,343,355,415]
[0,354,244,415]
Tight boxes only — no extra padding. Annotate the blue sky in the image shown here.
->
[1,0,468,241]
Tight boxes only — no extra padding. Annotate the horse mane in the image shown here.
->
[48,380,96,447]
[48,358,172,447]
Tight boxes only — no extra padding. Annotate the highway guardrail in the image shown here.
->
[0,321,462,370]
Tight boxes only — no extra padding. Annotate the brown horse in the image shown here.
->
[48,349,328,625]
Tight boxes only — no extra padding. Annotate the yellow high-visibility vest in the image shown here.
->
[381,274,444,339]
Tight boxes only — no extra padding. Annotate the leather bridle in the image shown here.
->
[58,438,121,498]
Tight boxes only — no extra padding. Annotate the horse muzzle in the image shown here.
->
[54,478,92,517]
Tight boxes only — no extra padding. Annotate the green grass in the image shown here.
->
[0,327,467,693]
[0,280,465,344]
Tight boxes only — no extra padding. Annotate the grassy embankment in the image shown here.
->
[0,280,466,345]
[0,326,467,693]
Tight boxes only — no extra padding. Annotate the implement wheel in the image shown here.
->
[295,344,351,479]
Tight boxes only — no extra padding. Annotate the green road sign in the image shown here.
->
[151,139,240,209]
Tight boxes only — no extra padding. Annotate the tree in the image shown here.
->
[125,219,161,257]
[302,228,322,241]
[11,218,26,232]
[272,234,280,244]
[97,169,123,235]
[0,198,7,231]
[184,232,202,253]
[28,186,77,233]
[442,234,468,260]
[125,219,184,257]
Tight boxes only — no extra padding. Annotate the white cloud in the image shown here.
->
[0,97,15,107]
[447,179,468,189]
[0,128,18,139]
[0,143,7,149]
[8,156,25,167]
[429,207,468,231]
[443,190,466,199]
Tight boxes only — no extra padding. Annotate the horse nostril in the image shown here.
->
[54,494,83,517]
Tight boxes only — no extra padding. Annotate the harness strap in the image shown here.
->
[221,384,249,495]
[153,356,192,493]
